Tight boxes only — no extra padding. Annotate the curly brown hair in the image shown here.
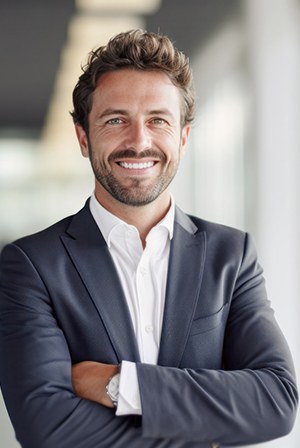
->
[70,29,195,133]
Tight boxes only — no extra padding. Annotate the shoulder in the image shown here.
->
[174,205,254,252]
[175,205,245,238]
[185,213,256,261]
[12,215,73,250]
[0,216,71,270]
[184,214,262,288]
[189,214,245,239]
[1,201,91,260]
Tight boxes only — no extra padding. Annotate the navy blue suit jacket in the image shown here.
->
[0,201,297,447]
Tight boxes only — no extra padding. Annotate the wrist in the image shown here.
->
[106,364,121,407]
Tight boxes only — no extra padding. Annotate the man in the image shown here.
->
[0,30,297,448]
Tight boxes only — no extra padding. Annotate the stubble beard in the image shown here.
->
[88,146,180,207]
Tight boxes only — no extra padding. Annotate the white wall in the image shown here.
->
[244,0,300,445]
[0,391,20,447]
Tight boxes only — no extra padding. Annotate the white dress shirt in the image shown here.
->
[89,193,174,415]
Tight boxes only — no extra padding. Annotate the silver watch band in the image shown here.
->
[106,371,120,407]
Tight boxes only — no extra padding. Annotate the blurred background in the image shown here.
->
[0,0,299,446]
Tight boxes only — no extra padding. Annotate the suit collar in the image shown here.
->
[174,205,198,234]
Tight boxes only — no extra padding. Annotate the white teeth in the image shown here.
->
[119,161,155,169]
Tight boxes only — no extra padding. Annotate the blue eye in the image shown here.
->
[152,118,166,125]
[107,118,123,125]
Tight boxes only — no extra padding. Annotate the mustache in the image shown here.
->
[108,149,166,162]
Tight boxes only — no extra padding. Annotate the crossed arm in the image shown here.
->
[0,239,298,448]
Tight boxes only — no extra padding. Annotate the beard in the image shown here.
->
[88,146,180,207]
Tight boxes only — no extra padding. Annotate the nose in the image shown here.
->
[125,121,151,153]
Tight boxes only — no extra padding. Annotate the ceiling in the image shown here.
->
[0,0,238,138]
[0,0,75,136]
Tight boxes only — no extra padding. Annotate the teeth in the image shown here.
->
[119,161,155,169]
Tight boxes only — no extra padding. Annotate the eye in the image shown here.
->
[151,118,167,126]
[106,118,124,125]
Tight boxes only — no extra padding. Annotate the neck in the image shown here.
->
[94,188,171,247]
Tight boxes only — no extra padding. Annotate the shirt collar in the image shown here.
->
[89,193,175,248]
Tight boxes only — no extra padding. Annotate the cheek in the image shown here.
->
[88,136,110,159]
[164,137,183,161]
[91,131,123,158]
[157,130,181,151]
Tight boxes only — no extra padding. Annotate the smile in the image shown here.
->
[118,161,155,169]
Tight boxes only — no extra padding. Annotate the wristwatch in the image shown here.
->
[106,372,120,407]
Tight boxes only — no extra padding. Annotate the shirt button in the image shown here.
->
[145,325,153,333]
[140,266,147,276]
[125,229,131,236]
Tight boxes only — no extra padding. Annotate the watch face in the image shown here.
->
[107,373,120,402]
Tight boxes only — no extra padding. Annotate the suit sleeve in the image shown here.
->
[136,233,298,446]
[0,243,147,448]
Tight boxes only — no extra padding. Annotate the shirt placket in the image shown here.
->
[136,248,158,364]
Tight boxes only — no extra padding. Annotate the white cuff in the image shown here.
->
[116,360,142,416]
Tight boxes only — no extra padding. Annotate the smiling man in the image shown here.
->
[0,30,298,448]
[75,68,190,234]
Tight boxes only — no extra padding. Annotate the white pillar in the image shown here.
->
[244,0,300,446]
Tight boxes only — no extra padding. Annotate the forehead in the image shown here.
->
[91,69,182,117]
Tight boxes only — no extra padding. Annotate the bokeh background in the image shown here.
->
[0,1,299,446]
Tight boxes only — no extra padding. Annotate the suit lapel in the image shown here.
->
[158,207,206,367]
[60,201,205,367]
[61,202,140,363]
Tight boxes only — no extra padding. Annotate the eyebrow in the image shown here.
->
[148,109,175,118]
[96,109,128,120]
[97,108,176,120]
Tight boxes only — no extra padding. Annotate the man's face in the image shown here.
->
[76,68,190,208]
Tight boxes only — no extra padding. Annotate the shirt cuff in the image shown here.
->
[116,360,142,416]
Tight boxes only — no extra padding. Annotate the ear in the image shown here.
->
[75,124,89,158]
[179,125,191,158]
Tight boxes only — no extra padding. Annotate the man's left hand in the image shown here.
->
[72,361,119,407]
